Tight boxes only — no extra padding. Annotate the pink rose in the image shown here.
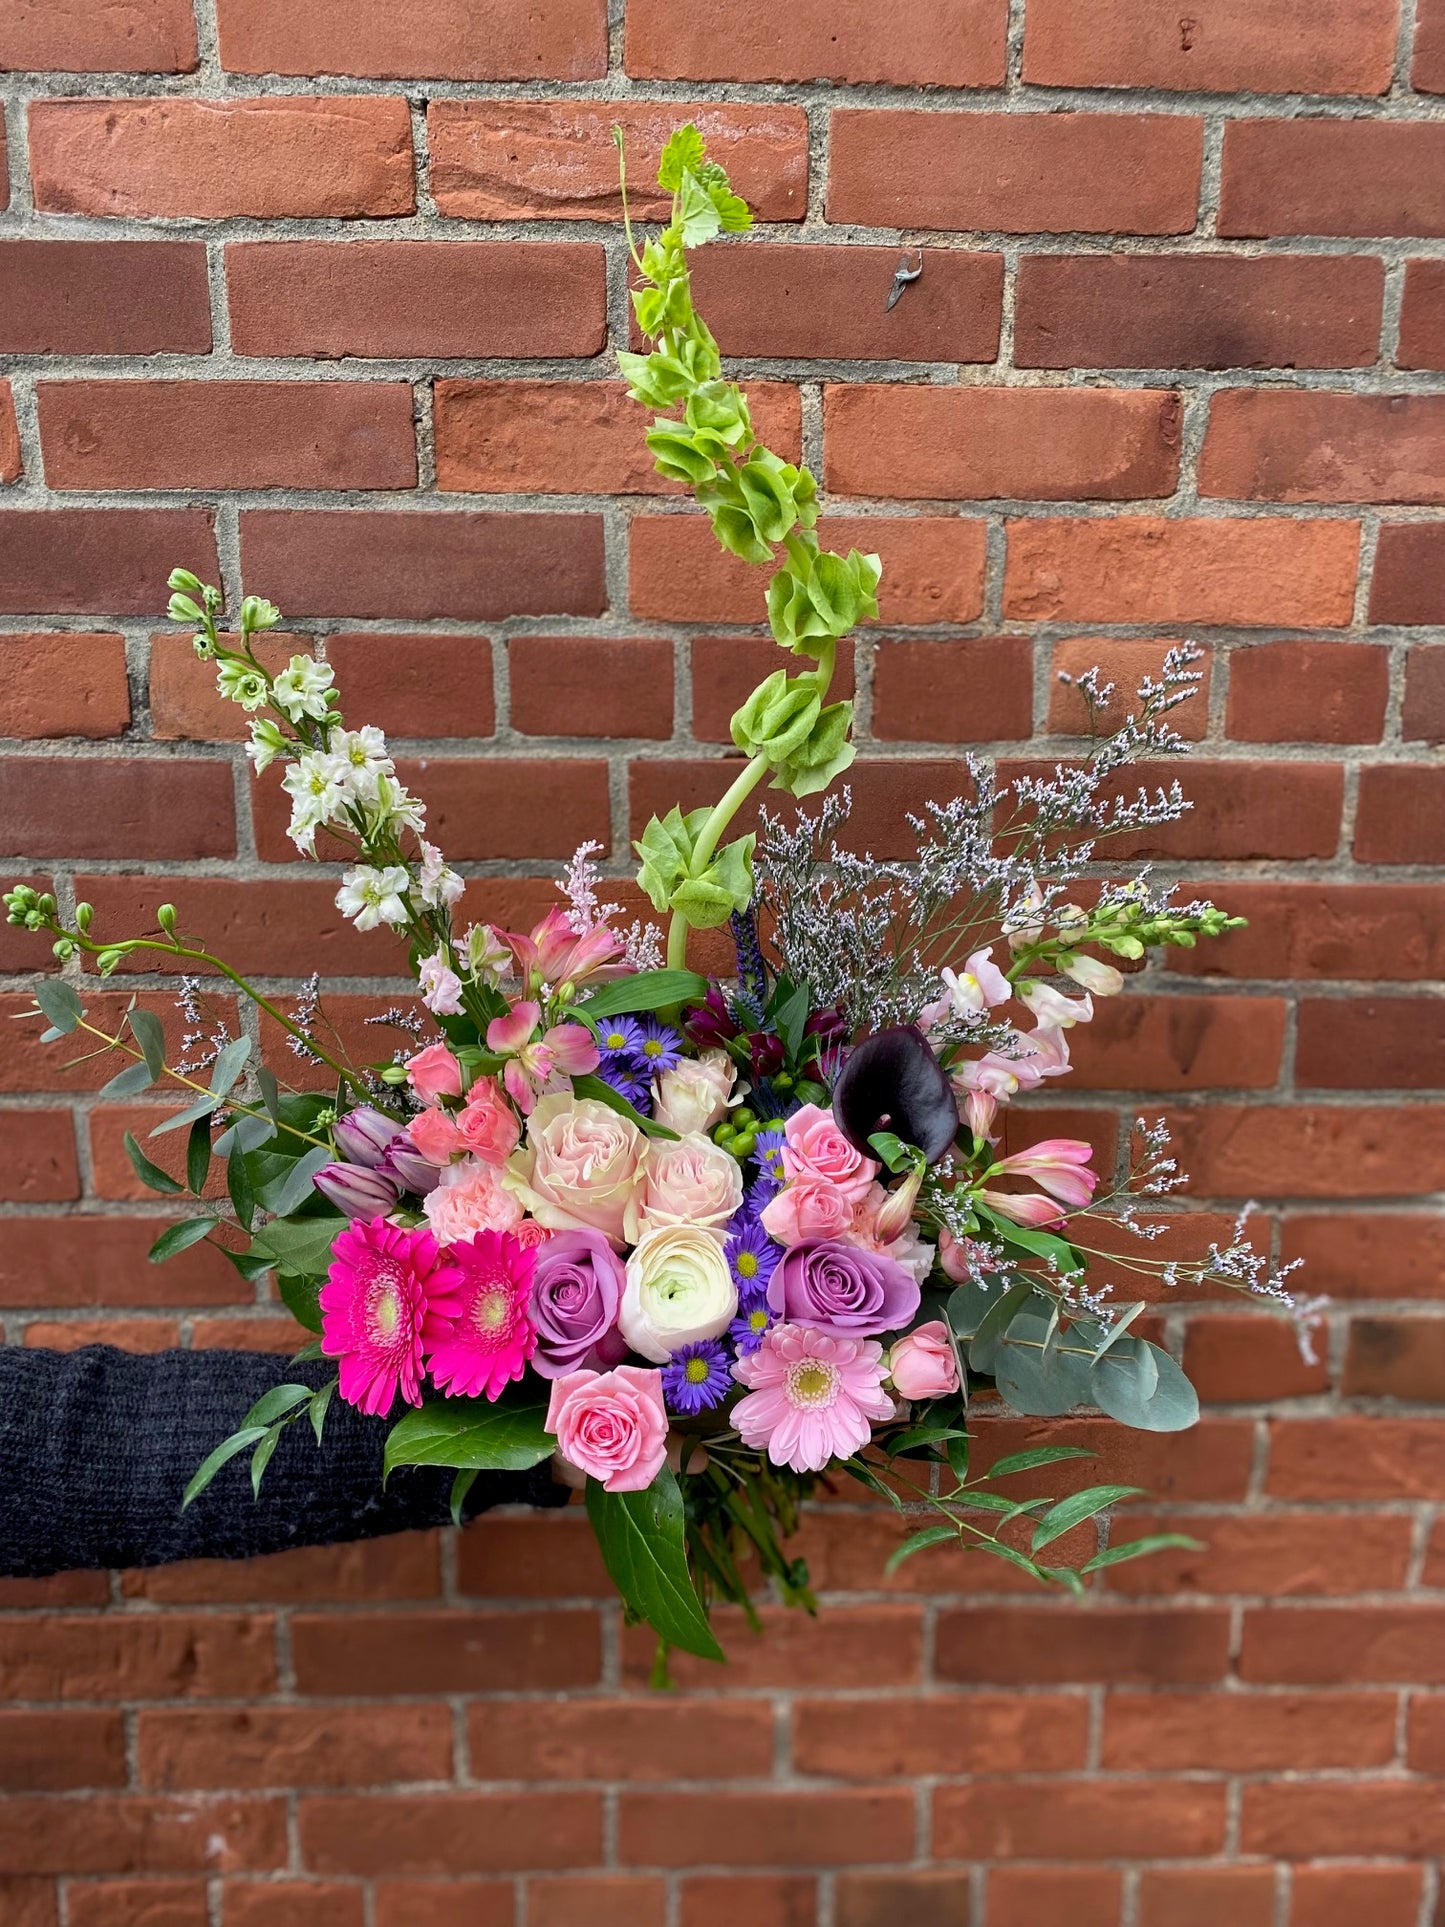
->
[423,1157,523,1246]
[889,1321,960,1400]
[506,1093,645,1246]
[455,1076,522,1166]
[652,1049,736,1135]
[511,1219,554,1251]
[760,1177,852,1247]
[544,1364,668,1493]
[406,1042,463,1104]
[780,1103,878,1204]
[627,1131,744,1240]
[407,1105,464,1166]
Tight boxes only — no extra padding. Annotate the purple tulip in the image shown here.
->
[331,1106,400,1169]
[313,1161,401,1220]
[529,1229,627,1379]
[767,1238,920,1339]
[382,1135,442,1196]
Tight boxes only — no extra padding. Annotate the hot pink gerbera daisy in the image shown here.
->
[320,1216,461,1418]
[731,1321,895,1474]
[424,1229,539,1401]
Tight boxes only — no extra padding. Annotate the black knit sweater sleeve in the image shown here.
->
[0,1346,564,1577]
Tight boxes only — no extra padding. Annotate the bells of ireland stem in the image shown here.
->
[831,1025,960,1165]
[331,1106,399,1168]
[313,1162,401,1220]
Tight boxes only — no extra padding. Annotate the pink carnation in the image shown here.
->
[320,1216,461,1418]
[423,1157,523,1245]
[424,1229,538,1401]
[731,1322,895,1474]
[544,1364,668,1493]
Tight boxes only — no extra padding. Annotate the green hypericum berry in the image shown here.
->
[732,1131,757,1159]
[732,1106,756,1128]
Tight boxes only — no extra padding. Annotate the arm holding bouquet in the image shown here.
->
[6,128,1318,1672]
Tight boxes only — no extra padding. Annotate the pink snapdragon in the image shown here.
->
[991,1137,1099,1209]
[424,1229,538,1401]
[920,946,1012,1028]
[732,1323,895,1474]
[320,1217,461,1417]
[544,1364,668,1492]
[487,1001,600,1113]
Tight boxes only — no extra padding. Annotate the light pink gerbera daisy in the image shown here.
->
[731,1321,895,1474]
[320,1216,462,1418]
[424,1229,539,1401]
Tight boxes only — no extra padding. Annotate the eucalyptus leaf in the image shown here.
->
[255,1145,333,1218]
[249,1214,345,1278]
[965,1280,1034,1375]
[182,1425,268,1508]
[256,1065,282,1123]
[586,1467,723,1663]
[227,1143,255,1232]
[126,1006,166,1079]
[214,1111,276,1159]
[148,1216,216,1264]
[384,1390,554,1477]
[35,980,82,1035]
[185,1114,212,1197]
[209,1036,252,1099]
[1091,1338,1199,1434]
[149,1093,219,1138]
[993,1308,1093,1417]
[100,1061,156,1099]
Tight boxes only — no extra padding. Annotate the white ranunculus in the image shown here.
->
[620,1223,738,1362]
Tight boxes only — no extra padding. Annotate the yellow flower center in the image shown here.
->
[374,1290,400,1338]
[787,1359,839,1409]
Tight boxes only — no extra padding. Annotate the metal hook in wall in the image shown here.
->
[885,249,924,311]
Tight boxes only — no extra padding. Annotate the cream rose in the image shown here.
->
[505,1093,645,1246]
[619,1223,738,1362]
[651,1048,737,1135]
[627,1131,744,1241]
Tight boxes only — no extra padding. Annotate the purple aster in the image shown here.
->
[725,1212,781,1305]
[661,1339,733,1415]
[729,1304,774,1356]
[750,1124,788,1197]
[595,1055,652,1113]
[636,1016,684,1074]
[596,1016,646,1059]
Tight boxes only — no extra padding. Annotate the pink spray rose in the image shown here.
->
[407,1105,464,1166]
[544,1364,669,1493]
[454,1075,522,1166]
[406,1042,464,1104]
[423,1157,524,1245]
[888,1321,960,1400]
[780,1103,879,1204]
[760,1177,854,1247]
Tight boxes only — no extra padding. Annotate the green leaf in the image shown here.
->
[384,1389,554,1477]
[148,1216,215,1264]
[209,1036,251,1100]
[250,1426,280,1499]
[976,1204,1085,1279]
[770,979,810,1061]
[1091,1338,1200,1434]
[1093,1301,1148,1360]
[980,1444,1095,1483]
[449,1467,481,1528]
[241,1382,314,1430]
[254,1145,332,1218]
[182,1425,268,1508]
[586,1467,723,1663]
[962,1279,1033,1373]
[657,123,706,191]
[308,1377,337,1446]
[993,1308,1093,1417]
[249,1214,345,1277]
[149,1092,219,1138]
[227,1142,255,1233]
[579,970,710,1021]
[887,1420,969,1459]
[256,1066,282,1124]
[185,1114,212,1197]
[972,1538,1049,1584]
[35,980,82,1035]
[213,1111,275,1160]
[1030,1483,1145,1554]
[278,1271,324,1335]
[677,169,723,246]
[99,1060,156,1099]
[1081,1533,1203,1575]
[884,1524,957,1577]
[126,1006,166,1079]
[570,1073,679,1141]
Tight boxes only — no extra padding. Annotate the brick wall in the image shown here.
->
[2,0,1444,1920]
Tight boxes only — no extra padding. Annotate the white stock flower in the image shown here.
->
[418,840,464,910]
[367,770,426,838]
[281,752,347,854]
[216,660,269,711]
[619,1223,737,1362]
[463,922,512,983]
[418,948,465,1016]
[335,864,411,931]
[329,726,393,801]
[246,719,289,773]
[271,654,334,724]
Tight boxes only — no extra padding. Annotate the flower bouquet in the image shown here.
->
[8,128,1313,1675]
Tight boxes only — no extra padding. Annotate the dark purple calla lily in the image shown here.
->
[831,1025,960,1165]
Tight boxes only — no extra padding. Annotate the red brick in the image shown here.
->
[793,1691,1088,1777]
[0,1211,244,1309]
[125,1532,440,1605]
[0,0,197,71]
[0,508,216,616]
[1409,1694,1445,1770]
[1269,1418,1445,1498]
[936,1605,1229,1684]
[0,1796,284,1877]
[1069,994,1287,1092]
[217,0,605,77]
[1139,1867,1277,1927]
[1404,645,1445,741]
[621,1788,913,1868]
[829,109,1201,234]
[1015,255,1382,370]
[1022,0,1397,92]
[468,1697,772,1782]
[39,381,416,492]
[1049,637,1210,739]
[1004,516,1359,626]
[1356,767,1445,865]
[987,1868,1121,1927]
[291,1608,599,1694]
[66,1881,208,1927]
[326,634,496,740]
[222,1885,363,1927]
[627,0,1004,82]
[1343,1318,1445,1400]
[528,1878,667,1927]
[0,119,8,210]
[1370,522,1445,624]
[0,1882,52,1927]
[0,1109,79,1202]
[685,244,1003,363]
[973,1414,1255,1500]
[435,378,799,494]
[1182,1316,1331,1401]
[0,241,209,355]
[24,1315,179,1352]
[1244,1783,1445,1857]
[0,1708,125,1790]
[621,1603,924,1689]
[1281,1213,1445,1300]
[226,241,605,360]
[29,96,413,219]
[373,1883,512,1927]
[1227,641,1389,743]
[1104,1689,1397,1769]
[826,384,1181,502]
[0,377,18,483]
[1290,1863,1424,1927]
[456,1511,610,1598]
[834,1872,973,1927]
[1204,391,1445,506]
[0,1612,274,1700]
[138,1704,452,1790]
[0,754,233,860]
[0,633,129,737]
[1167,881,1445,982]
[1221,120,1445,238]
[1163,1102,1445,1198]
[871,634,1035,741]
[146,632,300,742]
[631,513,986,625]
[1399,260,1445,368]
[1106,1505,1412,1598]
[936,1779,1226,1859]
[510,635,673,738]
[690,634,856,741]
[1297,996,1445,1091]
[679,1877,816,1927]
[299,1793,602,1874]
[429,99,806,221]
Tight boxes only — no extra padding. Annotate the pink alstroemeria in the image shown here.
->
[498,906,624,994]
[486,1000,600,1113]
[991,1138,1099,1210]
[979,1188,1068,1229]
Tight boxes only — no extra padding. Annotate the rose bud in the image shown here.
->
[313,1162,401,1220]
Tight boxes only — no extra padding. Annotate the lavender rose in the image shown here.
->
[767,1238,921,1338]
[530,1228,627,1379]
